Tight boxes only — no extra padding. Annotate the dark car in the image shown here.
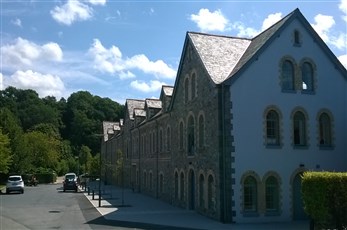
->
[63,173,78,192]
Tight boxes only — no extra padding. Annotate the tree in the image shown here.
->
[14,131,61,173]
[0,129,12,174]
[79,145,92,175]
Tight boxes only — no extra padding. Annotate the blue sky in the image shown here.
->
[1,0,346,104]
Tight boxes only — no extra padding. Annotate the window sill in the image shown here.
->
[319,145,334,150]
[242,211,259,217]
[293,145,309,150]
[265,210,281,216]
[266,144,282,149]
[281,89,296,93]
[301,90,315,95]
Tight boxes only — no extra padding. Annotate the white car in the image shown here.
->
[6,175,24,194]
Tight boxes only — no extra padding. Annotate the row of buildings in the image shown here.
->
[100,8,347,223]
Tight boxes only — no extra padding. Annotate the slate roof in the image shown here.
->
[102,121,118,141]
[189,33,251,84]
[162,86,174,97]
[226,8,296,81]
[189,8,346,86]
[145,99,162,109]
[126,99,145,120]
[134,108,146,117]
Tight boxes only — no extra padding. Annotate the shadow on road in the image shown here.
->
[86,216,201,230]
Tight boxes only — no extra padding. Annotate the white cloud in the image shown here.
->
[338,54,347,68]
[261,13,282,31]
[233,22,259,38]
[0,73,3,91]
[130,80,166,93]
[119,71,135,80]
[11,18,22,27]
[311,13,346,51]
[50,0,93,25]
[311,14,335,42]
[88,39,176,79]
[88,0,107,6]
[233,12,282,38]
[339,0,347,22]
[5,70,65,98]
[190,9,229,32]
[1,37,63,70]
[125,54,176,79]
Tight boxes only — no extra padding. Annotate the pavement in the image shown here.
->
[80,180,310,230]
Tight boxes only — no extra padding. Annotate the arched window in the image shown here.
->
[166,126,171,151]
[149,172,153,190]
[266,110,280,145]
[191,73,196,99]
[319,113,332,146]
[184,77,189,103]
[159,129,163,152]
[187,115,195,155]
[294,30,301,46]
[282,60,295,91]
[199,174,205,208]
[207,175,215,210]
[302,62,314,92]
[293,111,307,146]
[198,114,205,148]
[265,176,279,212]
[180,172,185,201]
[244,176,257,212]
[159,174,163,193]
[179,122,184,150]
[174,172,179,199]
[144,171,147,188]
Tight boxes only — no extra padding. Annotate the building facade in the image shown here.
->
[101,8,347,223]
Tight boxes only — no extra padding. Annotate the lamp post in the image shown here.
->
[99,146,102,207]
[94,133,105,208]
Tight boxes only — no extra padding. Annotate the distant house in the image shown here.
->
[101,8,347,223]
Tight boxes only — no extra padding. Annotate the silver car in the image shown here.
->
[6,175,24,194]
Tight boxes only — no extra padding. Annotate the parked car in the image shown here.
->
[63,173,78,192]
[6,175,24,194]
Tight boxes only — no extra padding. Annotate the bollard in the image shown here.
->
[92,190,94,200]
[87,187,90,195]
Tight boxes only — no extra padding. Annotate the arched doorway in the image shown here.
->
[292,173,308,220]
[188,169,195,210]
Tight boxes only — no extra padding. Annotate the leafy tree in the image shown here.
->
[28,123,61,140]
[17,131,60,173]
[0,129,12,174]
[79,145,92,175]
[89,153,100,176]
[63,91,124,155]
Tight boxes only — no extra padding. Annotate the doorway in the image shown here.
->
[188,170,195,210]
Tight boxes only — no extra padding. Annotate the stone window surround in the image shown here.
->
[279,56,317,93]
[290,107,310,148]
[263,105,283,148]
[316,109,335,149]
[240,171,282,217]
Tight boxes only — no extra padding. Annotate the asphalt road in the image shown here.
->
[0,183,140,230]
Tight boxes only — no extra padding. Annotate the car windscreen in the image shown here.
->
[9,177,21,181]
[65,175,76,180]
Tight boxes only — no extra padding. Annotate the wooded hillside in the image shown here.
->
[0,86,124,176]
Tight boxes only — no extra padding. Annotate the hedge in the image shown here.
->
[302,171,347,230]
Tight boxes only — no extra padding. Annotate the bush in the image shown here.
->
[302,172,347,229]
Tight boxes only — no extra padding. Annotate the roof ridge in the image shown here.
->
[188,31,251,41]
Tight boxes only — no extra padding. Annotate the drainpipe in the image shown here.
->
[221,83,227,223]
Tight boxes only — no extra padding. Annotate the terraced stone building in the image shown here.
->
[101,8,347,223]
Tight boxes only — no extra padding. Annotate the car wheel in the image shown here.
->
[6,189,9,194]
[21,189,24,194]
